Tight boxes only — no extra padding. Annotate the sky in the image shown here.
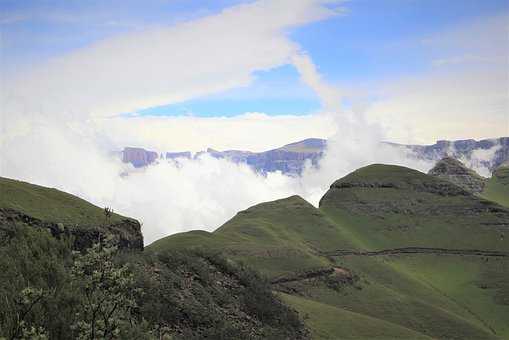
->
[1,0,508,243]
[1,0,508,148]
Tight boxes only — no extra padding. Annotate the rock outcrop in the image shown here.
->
[0,208,143,251]
[122,147,158,167]
[428,157,486,194]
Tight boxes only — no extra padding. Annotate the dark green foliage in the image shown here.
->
[132,249,307,340]
[0,226,144,340]
[0,227,306,340]
[0,226,76,339]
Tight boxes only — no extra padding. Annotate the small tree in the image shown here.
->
[8,287,48,340]
[71,238,141,339]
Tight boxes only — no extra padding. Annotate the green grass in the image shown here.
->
[482,166,509,208]
[0,176,128,227]
[280,293,434,340]
[149,195,359,278]
[319,165,509,251]
[388,255,509,338]
[147,164,509,339]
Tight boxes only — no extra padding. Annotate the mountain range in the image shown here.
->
[1,157,508,339]
[121,137,509,175]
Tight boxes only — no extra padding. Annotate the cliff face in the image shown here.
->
[124,138,326,175]
[428,157,487,194]
[122,147,158,168]
[121,137,509,176]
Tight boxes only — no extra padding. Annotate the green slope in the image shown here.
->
[319,164,509,251]
[280,293,434,340]
[0,176,143,250]
[149,195,360,278]
[148,164,509,339]
[482,166,509,208]
[0,176,127,226]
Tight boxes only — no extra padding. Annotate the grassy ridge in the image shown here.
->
[0,177,128,226]
[149,195,359,278]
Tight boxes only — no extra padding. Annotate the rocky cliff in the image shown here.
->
[122,147,159,168]
[121,137,509,175]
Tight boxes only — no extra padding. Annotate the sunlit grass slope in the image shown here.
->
[149,195,360,277]
[319,164,509,251]
[147,164,509,339]
[0,176,128,226]
[483,165,509,208]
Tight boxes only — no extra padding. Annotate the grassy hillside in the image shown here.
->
[0,178,307,339]
[0,176,143,251]
[483,166,509,208]
[0,176,127,226]
[149,195,359,278]
[319,164,509,251]
[149,164,509,339]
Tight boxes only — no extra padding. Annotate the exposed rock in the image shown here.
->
[0,208,143,251]
[121,137,508,176]
[428,157,486,194]
[122,147,158,167]
[165,151,192,159]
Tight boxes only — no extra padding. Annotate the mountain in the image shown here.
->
[428,156,486,193]
[122,138,325,174]
[121,137,509,175]
[0,176,143,251]
[149,164,509,339]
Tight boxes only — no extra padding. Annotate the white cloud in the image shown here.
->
[2,0,340,123]
[98,113,336,152]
